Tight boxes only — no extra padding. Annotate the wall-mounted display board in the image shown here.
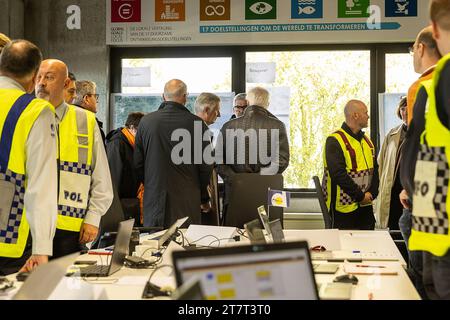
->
[107,0,429,46]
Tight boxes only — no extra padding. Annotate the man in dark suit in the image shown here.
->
[134,79,213,228]
[217,87,290,220]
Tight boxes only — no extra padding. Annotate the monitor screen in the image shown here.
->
[173,242,318,300]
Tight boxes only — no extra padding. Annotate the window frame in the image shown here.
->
[110,43,411,190]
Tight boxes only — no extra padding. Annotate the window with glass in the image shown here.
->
[246,51,371,188]
[112,57,232,129]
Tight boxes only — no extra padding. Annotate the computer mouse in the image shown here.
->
[333,274,359,285]
[16,271,30,282]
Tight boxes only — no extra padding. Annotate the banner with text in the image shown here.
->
[107,0,430,46]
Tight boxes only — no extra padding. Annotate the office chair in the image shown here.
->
[313,175,333,229]
[223,173,284,229]
[389,230,409,264]
[92,184,163,248]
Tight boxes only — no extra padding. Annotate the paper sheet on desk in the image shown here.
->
[283,229,342,251]
[116,276,149,286]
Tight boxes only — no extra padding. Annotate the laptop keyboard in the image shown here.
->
[79,265,109,276]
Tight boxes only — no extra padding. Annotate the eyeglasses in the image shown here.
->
[85,93,99,102]
[234,105,247,110]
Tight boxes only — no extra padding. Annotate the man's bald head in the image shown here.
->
[35,59,70,108]
[344,100,370,131]
[163,79,188,105]
[413,26,441,73]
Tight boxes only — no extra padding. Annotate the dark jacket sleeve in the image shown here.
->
[106,139,123,192]
[278,122,290,174]
[216,124,237,181]
[134,126,145,184]
[368,155,379,199]
[436,61,450,130]
[326,136,365,202]
[400,87,428,198]
[198,122,213,204]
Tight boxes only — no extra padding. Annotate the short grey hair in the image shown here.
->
[194,92,220,114]
[163,79,187,100]
[233,93,247,105]
[247,87,270,108]
[73,80,96,105]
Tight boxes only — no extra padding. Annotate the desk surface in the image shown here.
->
[2,229,418,300]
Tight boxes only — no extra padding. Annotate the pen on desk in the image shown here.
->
[356,265,386,268]
[88,251,112,255]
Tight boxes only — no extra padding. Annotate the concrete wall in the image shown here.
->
[0,0,24,38]
[1,0,109,128]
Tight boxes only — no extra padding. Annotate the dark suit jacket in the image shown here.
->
[134,101,213,228]
[217,105,290,204]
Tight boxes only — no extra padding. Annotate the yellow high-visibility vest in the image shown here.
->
[0,89,54,258]
[56,105,96,232]
[409,53,450,257]
[323,128,375,213]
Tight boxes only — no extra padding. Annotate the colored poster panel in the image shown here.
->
[111,0,141,23]
[291,0,323,19]
[338,0,370,18]
[385,0,418,17]
[245,0,277,20]
[200,0,231,21]
[155,0,185,22]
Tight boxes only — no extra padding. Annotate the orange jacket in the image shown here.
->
[407,66,435,124]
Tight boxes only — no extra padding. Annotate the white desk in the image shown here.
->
[2,229,419,300]
[283,230,407,267]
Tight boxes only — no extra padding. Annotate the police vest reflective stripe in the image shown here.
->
[323,128,375,214]
[409,54,450,256]
[0,89,53,258]
[56,105,96,232]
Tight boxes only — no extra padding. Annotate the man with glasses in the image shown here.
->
[400,0,450,300]
[63,72,77,104]
[73,80,106,145]
[230,93,248,120]
[407,26,441,125]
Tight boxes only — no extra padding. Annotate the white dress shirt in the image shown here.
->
[55,102,113,228]
[0,76,58,256]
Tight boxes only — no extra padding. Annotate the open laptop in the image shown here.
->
[172,241,319,300]
[13,252,79,300]
[171,277,205,300]
[157,216,189,249]
[79,219,134,277]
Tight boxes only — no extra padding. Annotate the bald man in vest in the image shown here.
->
[35,59,113,258]
[323,100,379,230]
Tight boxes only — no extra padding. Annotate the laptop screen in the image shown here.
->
[173,241,318,300]
[109,219,135,275]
